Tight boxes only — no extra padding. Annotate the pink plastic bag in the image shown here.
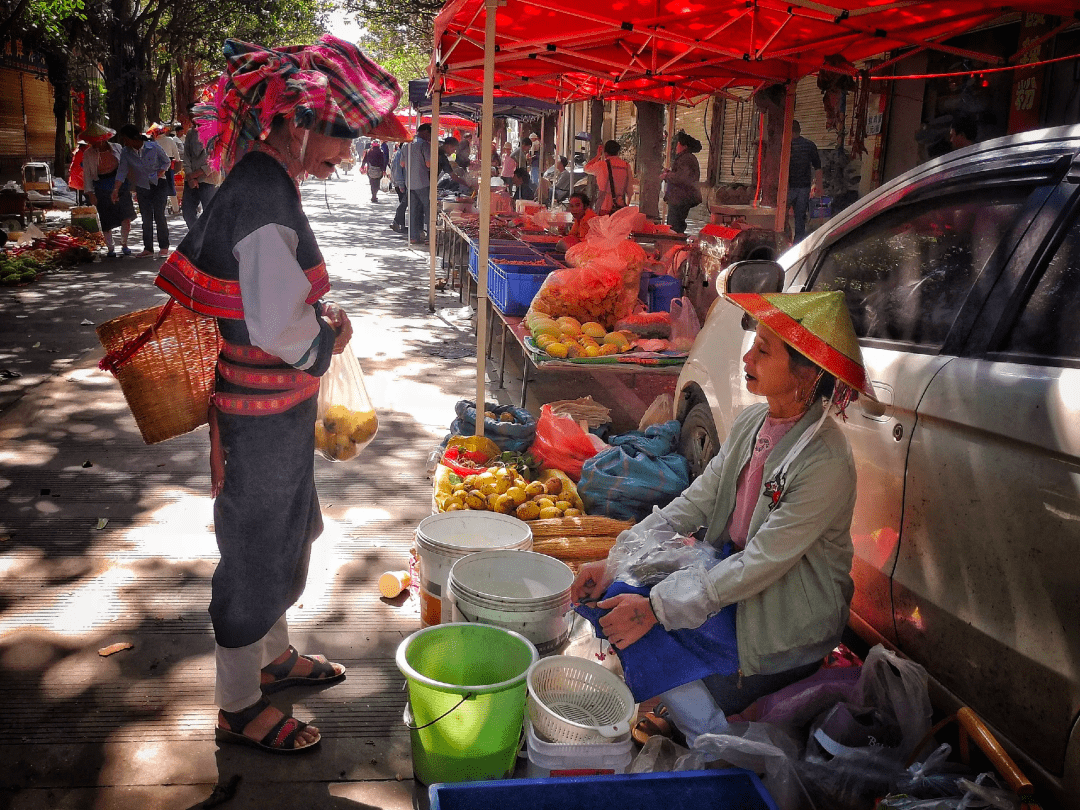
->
[529,404,600,481]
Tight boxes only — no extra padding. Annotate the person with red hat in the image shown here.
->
[79,123,135,258]
[572,291,875,748]
[154,34,407,754]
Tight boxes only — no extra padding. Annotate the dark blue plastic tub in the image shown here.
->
[648,275,682,314]
[429,768,779,810]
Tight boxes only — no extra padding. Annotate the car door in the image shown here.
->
[893,178,1080,785]
[746,179,1045,645]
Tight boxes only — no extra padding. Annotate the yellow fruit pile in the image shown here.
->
[526,310,633,360]
[315,404,378,461]
[442,467,584,520]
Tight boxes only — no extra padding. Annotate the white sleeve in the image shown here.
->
[234,223,322,369]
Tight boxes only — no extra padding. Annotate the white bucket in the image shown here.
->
[415,512,533,627]
[447,549,574,655]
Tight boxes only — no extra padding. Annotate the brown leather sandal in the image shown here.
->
[215,696,320,754]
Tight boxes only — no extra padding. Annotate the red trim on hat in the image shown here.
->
[732,293,874,399]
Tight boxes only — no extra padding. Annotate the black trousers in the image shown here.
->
[135,181,170,252]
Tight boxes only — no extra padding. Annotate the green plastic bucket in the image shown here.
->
[397,623,538,785]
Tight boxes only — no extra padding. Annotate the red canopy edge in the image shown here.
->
[432,0,1072,103]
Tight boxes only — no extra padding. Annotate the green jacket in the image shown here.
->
[642,401,856,676]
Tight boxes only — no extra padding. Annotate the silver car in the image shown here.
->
[675,125,1080,805]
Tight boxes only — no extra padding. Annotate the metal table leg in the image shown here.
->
[498,319,507,389]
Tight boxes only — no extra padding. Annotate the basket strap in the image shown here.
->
[98,299,176,375]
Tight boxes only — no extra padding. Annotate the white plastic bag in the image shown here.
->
[670,296,702,352]
[314,342,378,462]
[604,520,722,587]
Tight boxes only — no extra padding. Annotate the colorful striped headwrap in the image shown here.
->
[196,35,408,173]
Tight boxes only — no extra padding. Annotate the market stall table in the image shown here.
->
[492,311,684,407]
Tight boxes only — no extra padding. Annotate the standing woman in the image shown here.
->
[80,123,134,258]
[661,131,703,234]
[360,138,387,203]
[155,35,406,754]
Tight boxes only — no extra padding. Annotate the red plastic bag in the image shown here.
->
[529,404,600,481]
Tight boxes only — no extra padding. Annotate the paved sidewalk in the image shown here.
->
[0,174,667,809]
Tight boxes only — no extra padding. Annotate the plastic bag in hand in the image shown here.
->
[604,520,721,587]
[314,341,378,462]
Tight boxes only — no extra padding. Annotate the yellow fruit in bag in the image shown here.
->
[323,405,351,434]
[330,435,358,461]
[347,410,378,444]
[314,423,332,452]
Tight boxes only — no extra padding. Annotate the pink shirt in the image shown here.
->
[725,412,803,548]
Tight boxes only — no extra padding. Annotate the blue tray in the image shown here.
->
[429,768,778,810]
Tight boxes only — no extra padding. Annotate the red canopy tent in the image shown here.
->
[432,0,1070,104]
[429,0,1078,430]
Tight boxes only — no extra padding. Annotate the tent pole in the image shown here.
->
[774,82,795,234]
[551,105,560,208]
[663,101,676,223]
[475,0,498,436]
[426,95,441,310]
[569,102,576,199]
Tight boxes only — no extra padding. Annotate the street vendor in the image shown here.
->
[79,123,134,258]
[572,291,872,747]
[556,191,596,251]
[154,35,405,754]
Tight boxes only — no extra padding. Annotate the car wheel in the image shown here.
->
[679,402,720,480]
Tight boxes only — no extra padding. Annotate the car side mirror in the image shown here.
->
[722,260,785,295]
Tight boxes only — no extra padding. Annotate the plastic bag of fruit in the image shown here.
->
[313,342,378,461]
[528,260,625,329]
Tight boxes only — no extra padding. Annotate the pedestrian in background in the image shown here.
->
[360,139,387,203]
[661,131,702,234]
[389,143,408,234]
[112,123,172,258]
[80,123,134,258]
[180,103,221,228]
[787,120,821,242]
[406,123,432,243]
[584,139,634,214]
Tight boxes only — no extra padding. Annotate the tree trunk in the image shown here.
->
[634,100,663,219]
[44,50,71,178]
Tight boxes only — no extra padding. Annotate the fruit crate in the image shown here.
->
[489,256,560,316]
[429,769,779,810]
[468,240,538,280]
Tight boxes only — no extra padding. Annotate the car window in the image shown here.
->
[807,190,1028,348]
[998,220,1080,361]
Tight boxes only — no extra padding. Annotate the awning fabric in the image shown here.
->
[409,79,559,119]
[432,0,1071,104]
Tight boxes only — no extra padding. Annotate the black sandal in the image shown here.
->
[632,704,674,745]
[215,696,320,754]
[260,646,346,694]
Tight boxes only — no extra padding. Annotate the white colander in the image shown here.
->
[526,655,636,744]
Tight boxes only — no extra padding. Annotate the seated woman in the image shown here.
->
[557,191,596,251]
[572,290,874,747]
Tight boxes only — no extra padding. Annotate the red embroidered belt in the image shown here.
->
[212,341,320,416]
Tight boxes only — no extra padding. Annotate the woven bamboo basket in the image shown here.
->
[96,302,220,444]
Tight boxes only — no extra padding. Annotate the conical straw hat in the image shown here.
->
[78,122,115,143]
[724,290,876,401]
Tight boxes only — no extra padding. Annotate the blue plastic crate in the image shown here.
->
[468,240,539,280]
[488,259,556,316]
[429,768,779,810]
